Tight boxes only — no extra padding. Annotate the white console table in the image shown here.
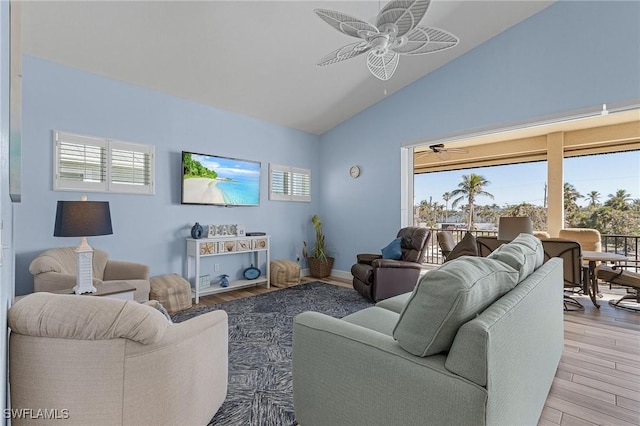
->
[186,235,270,304]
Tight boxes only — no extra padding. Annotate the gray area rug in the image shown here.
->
[171,281,373,426]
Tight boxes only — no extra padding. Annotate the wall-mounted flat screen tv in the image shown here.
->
[181,151,261,206]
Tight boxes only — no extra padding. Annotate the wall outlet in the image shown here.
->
[214,264,220,272]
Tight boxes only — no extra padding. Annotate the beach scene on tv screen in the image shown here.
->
[183,152,260,205]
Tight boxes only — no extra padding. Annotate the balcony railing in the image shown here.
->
[424,228,640,273]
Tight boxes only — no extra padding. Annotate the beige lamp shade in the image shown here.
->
[498,217,533,241]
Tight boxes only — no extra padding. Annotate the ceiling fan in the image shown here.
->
[416,144,469,160]
[314,0,459,81]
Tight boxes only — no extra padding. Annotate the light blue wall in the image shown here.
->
[319,1,640,272]
[13,1,640,290]
[15,56,320,295]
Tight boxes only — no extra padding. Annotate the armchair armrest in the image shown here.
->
[104,260,149,281]
[372,259,423,269]
[292,312,486,426]
[33,272,78,293]
[123,310,228,425]
[356,253,382,265]
[125,310,227,356]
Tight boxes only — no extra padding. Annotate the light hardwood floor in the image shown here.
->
[193,277,640,425]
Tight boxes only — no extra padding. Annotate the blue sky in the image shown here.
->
[414,150,640,208]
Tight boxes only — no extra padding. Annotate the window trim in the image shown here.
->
[269,163,311,202]
[53,130,155,195]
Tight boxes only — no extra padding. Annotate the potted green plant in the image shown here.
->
[305,214,334,278]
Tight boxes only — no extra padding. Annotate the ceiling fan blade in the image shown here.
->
[415,150,432,159]
[375,0,431,37]
[436,150,450,160]
[316,42,371,67]
[394,26,459,55]
[367,51,399,81]
[314,9,379,39]
[446,147,469,154]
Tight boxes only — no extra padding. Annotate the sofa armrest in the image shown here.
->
[123,310,228,425]
[103,260,149,281]
[372,259,422,269]
[292,311,486,426]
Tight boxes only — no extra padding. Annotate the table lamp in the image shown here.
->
[498,216,533,241]
[53,195,113,294]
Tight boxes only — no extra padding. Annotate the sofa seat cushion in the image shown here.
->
[375,292,412,314]
[342,307,400,337]
[487,233,543,282]
[393,256,519,357]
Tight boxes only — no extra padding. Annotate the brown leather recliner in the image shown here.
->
[351,227,431,302]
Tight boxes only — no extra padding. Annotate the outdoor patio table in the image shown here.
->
[582,251,629,308]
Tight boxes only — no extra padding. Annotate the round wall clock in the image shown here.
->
[349,165,361,178]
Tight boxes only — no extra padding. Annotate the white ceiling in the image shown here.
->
[20,0,554,135]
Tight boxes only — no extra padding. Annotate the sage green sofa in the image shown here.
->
[293,234,564,426]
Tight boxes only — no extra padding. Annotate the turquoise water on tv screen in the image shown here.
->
[217,174,260,205]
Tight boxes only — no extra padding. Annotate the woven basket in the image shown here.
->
[307,257,334,278]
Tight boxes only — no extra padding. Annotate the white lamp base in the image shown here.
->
[74,240,97,294]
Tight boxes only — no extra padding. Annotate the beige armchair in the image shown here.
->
[8,292,228,426]
[29,247,150,302]
[558,228,602,252]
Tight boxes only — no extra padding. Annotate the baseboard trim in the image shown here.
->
[300,269,351,280]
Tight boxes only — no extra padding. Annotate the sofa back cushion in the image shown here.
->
[487,233,543,282]
[8,292,168,344]
[393,256,519,357]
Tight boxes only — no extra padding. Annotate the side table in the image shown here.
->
[15,282,136,303]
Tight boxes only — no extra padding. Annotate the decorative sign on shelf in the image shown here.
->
[206,224,244,238]
[199,274,211,289]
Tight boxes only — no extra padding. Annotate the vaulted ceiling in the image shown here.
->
[21,1,554,135]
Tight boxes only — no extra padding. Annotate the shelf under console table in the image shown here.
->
[186,235,270,304]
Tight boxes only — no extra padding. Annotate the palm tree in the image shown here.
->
[442,192,452,222]
[605,189,632,210]
[563,183,583,212]
[450,174,494,230]
[586,191,600,207]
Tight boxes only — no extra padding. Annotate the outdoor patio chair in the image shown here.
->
[596,264,640,312]
[558,228,602,252]
[541,238,589,311]
[436,231,456,260]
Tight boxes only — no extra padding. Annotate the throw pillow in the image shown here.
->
[393,256,519,357]
[488,233,543,282]
[445,232,478,262]
[144,300,173,324]
[381,238,403,260]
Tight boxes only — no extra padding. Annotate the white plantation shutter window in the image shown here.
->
[269,164,310,202]
[109,140,154,194]
[54,130,155,195]
[291,167,311,201]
